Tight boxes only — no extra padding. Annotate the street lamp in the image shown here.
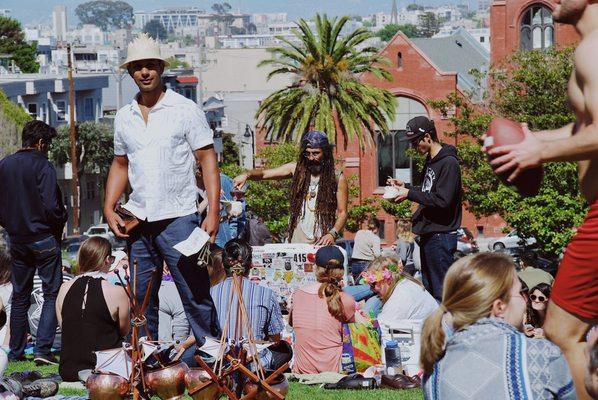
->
[244,124,255,168]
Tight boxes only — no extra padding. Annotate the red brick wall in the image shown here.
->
[254,31,514,244]
[490,0,579,66]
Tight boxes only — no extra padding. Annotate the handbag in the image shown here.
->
[114,204,140,234]
[341,319,382,374]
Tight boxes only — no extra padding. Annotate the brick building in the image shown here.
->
[490,0,579,65]
[255,1,581,245]
[257,30,498,244]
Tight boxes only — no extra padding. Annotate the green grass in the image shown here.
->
[6,360,423,399]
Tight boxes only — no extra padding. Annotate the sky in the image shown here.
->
[5,0,478,27]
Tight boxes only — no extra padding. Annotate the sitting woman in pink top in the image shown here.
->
[290,246,356,374]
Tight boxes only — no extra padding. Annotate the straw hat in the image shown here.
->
[119,33,169,70]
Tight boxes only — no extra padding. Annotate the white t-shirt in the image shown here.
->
[113,89,213,222]
[377,278,438,328]
[351,230,381,261]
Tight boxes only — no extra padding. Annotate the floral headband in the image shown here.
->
[361,264,402,285]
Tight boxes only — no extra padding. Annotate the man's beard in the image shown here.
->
[307,161,323,175]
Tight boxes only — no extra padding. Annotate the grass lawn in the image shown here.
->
[6,360,423,399]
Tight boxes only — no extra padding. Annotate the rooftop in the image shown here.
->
[411,27,489,96]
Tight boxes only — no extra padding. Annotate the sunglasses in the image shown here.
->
[530,294,547,303]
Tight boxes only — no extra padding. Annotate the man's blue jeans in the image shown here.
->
[128,213,221,346]
[9,235,62,359]
[350,260,370,283]
[419,232,458,302]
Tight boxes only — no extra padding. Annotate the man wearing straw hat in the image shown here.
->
[103,34,222,345]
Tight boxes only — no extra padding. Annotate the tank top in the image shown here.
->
[59,276,122,382]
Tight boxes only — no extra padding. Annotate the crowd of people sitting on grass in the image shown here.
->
[0,229,595,398]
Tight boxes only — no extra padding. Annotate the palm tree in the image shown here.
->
[257,14,397,148]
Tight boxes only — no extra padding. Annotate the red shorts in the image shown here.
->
[552,202,598,320]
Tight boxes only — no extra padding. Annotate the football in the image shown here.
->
[486,118,543,197]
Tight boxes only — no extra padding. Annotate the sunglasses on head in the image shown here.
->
[530,294,547,303]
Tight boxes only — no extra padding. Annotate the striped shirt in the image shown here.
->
[210,277,284,367]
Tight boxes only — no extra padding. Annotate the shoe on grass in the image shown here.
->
[33,353,58,366]
[22,379,59,397]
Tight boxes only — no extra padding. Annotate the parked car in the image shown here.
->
[61,234,88,250]
[487,230,537,251]
[455,227,479,259]
[83,223,115,244]
[61,241,82,271]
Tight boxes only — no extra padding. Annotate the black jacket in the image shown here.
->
[406,144,462,235]
[0,149,67,243]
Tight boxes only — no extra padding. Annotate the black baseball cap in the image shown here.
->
[401,116,436,142]
[315,246,345,268]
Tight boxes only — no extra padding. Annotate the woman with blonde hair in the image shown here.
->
[395,219,416,276]
[362,256,437,330]
[421,253,575,400]
[290,246,355,374]
[56,237,130,382]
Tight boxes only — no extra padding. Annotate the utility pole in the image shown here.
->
[66,44,80,233]
[198,34,206,106]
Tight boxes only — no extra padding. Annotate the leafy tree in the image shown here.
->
[222,133,240,165]
[418,12,442,38]
[230,143,298,240]
[164,57,189,69]
[257,14,397,148]
[211,2,232,14]
[182,35,196,47]
[75,0,134,31]
[49,122,114,206]
[143,20,167,41]
[407,3,424,11]
[0,88,32,157]
[211,2,235,35]
[376,23,419,41]
[346,197,380,232]
[362,20,375,28]
[0,16,39,73]
[429,48,585,257]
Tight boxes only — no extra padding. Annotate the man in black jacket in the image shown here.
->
[0,120,67,365]
[390,116,462,301]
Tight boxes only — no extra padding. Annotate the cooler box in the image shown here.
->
[380,319,423,376]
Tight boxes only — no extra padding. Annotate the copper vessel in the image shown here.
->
[185,368,221,400]
[144,361,189,400]
[243,373,289,400]
[86,372,129,400]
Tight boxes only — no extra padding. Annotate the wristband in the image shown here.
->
[328,229,340,240]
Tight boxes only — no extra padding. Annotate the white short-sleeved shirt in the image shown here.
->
[377,279,438,328]
[114,89,213,222]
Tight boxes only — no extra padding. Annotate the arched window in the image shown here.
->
[397,52,403,68]
[377,97,427,187]
[520,4,554,51]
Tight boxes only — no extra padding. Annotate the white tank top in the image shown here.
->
[299,176,320,240]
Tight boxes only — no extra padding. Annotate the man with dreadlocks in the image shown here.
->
[234,131,348,245]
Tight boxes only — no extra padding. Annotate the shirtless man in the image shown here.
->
[233,131,348,245]
[488,2,598,398]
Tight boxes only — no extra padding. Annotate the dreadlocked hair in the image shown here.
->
[315,260,349,323]
[288,144,337,240]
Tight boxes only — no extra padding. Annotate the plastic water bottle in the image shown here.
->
[384,340,402,375]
